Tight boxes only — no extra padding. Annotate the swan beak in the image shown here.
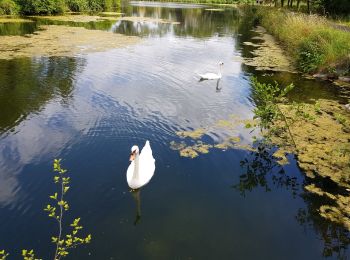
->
[129,151,136,161]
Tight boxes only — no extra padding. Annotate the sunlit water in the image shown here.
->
[0,2,349,259]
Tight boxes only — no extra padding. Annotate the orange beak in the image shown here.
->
[129,151,136,161]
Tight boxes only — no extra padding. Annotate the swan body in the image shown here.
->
[198,62,224,80]
[127,140,155,189]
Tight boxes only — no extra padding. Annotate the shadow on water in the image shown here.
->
[234,142,350,258]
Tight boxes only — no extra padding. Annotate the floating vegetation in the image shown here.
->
[272,149,289,165]
[176,128,206,139]
[170,116,257,158]
[173,141,213,158]
[305,184,350,230]
[99,12,124,16]
[214,137,241,150]
[242,26,296,72]
[0,17,34,23]
[0,25,140,59]
[205,8,225,11]
[264,99,350,230]
[31,15,117,22]
[118,16,180,24]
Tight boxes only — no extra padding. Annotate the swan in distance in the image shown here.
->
[198,62,224,80]
[127,140,155,190]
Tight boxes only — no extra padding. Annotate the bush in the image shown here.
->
[298,40,324,73]
[18,0,66,15]
[87,0,103,12]
[66,0,88,12]
[0,0,19,15]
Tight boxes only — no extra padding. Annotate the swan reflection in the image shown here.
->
[216,79,222,92]
[130,189,141,225]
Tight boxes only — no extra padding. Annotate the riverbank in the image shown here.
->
[247,6,350,78]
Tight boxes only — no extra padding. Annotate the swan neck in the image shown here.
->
[133,153,140,180]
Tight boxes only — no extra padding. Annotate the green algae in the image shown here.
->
[171,141,213,158]
[205,8,225,11]
[0,16,33,23]
[176,128,206,139]
[264,98,350,230]
[31,15,117,22]
[272,149,289,165]
[0,25,140,59]
[242,26,296,73]
[305,184,350,230]
[117,16,180,24]
[171,116,259,158]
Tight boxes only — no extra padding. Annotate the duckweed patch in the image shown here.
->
[265,99,350,230]
[171,117,257,158]
[31,15,117,22]
[176,128,206,139]
[0,16,33,23]
[118,16,180,24]
[242,26,295,73]
[205,8,224,11]
[0,25,140,59]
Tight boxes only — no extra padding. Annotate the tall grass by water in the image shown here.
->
[253,7,350,75]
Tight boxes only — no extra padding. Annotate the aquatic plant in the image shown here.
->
[0,159,91,260]
[250,77,296,148]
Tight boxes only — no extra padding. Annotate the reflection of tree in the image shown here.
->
[296,192,350,259]
[234,143,350,258]
[113,5,240,38]
[0,56,85,133]
[233,144,299,197]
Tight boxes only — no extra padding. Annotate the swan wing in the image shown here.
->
[198,73,221,80]
[139,140,155,184]
[126,160,135,186]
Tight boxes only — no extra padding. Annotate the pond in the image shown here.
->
[0,1,349,259]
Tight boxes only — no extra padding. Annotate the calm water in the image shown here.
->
[0,2,349,259]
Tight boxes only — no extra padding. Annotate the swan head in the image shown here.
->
[219,61,224,66]
[130,145,139,161]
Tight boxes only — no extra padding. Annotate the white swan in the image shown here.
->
[127,140,155,189]
[198,62,224,80]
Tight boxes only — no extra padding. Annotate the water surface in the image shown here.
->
[0,2,349,259]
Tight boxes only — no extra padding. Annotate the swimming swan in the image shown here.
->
[198,62,224,80]
[127,140,155,189]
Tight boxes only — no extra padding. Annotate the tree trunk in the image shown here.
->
[281,0,284,7]
[296,0,300,9]
[307,0,310,13]
[290,0,293,7]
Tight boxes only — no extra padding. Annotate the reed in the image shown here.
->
[254,7,350,74]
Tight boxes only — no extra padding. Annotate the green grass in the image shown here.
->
[253,7,350,75]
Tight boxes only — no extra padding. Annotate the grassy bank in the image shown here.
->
[250,6,350,76]
[0,0,122,15]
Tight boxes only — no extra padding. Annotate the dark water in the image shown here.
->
[0,2,349,259]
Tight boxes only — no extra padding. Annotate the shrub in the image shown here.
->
[18,0,66,15]
[0,0,18,15]
[66,0,88,12]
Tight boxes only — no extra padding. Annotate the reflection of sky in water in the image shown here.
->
[129,1,207,8]
[0,33,251,207]
[1,4,348,259]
